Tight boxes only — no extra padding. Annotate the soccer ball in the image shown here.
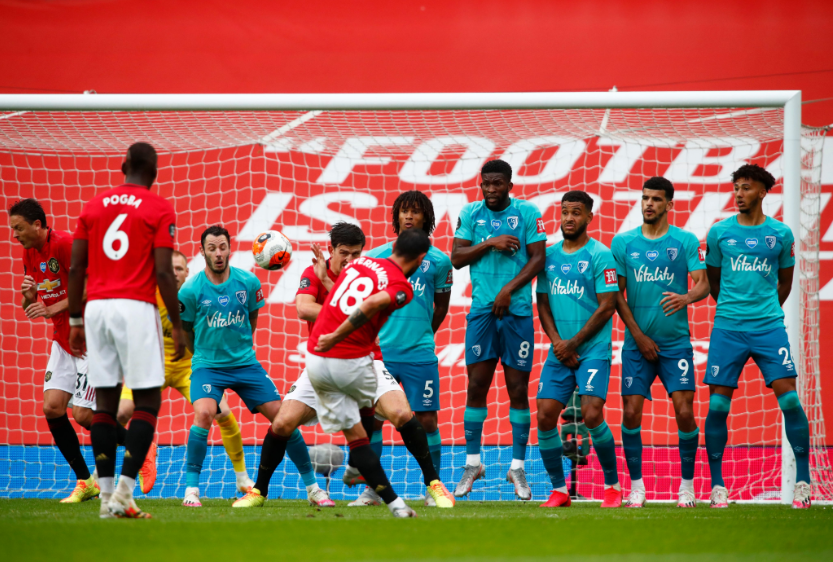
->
[252,230,292,271]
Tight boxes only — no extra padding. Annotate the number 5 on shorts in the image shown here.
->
[423,380,434,398]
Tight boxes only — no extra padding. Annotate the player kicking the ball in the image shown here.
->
[69,142,184,518]
[234,223,453,509]
[117,250,253,495]
[536,191,621,509]
[178,225,328,507]
[704,164,812,509]
[611,177,710,508]
[451,159,546,500]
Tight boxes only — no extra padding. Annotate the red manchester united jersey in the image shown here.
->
[308,257,413,359]
[22,229,73,353]
[74,184,176,304]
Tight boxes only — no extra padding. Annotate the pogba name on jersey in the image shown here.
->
[730,255,772,276]
[634,265,675,284]
[206,309,247,328]
[352,257,389,289]
[549,277,585,299]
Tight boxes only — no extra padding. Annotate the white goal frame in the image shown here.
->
[0,90,806,504]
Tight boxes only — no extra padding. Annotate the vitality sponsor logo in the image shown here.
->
[410,278,426,297]
[730,255,772,276]
[549,277,585,299]
[634,265,675,285]
[207,309,247,328]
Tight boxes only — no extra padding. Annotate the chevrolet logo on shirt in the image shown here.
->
[37,278,61,292]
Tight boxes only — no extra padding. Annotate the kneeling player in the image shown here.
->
[612,177,710,508]
[704,165,812,509]
[178,226,328,507]
[536,191,621,508]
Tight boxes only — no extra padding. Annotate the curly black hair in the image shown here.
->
[643,177,675,200]
[8,198,48,228]
[392,190,435,236]
[481,159,512,182]
[329,221,366,248]
[561,190,594,212]
[731,164,776,192]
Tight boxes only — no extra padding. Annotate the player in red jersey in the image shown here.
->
[9,198,112,502]
[68,142,185,519]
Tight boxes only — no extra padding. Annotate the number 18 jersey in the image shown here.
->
[308,256,414,359]
[74,183,176,305]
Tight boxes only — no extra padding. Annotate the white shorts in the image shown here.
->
[44,341,95,410]
[84,299,165,390]
[285,360,402,427]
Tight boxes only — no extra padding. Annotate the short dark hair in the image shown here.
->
[200,225,230,247]
[481,159,512,182]
[392,228,430,260]
[329,222,365,249]
[8,198,48,228]
[125,142,158,177]
[561,190,594,212]
[731,164,776,192]
[643,177,675,200]
[172,249,188,263]
[392,190,436,235]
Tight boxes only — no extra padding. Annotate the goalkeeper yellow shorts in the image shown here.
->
[120,361,192,403]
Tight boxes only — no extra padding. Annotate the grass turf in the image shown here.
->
[1,499,831,561]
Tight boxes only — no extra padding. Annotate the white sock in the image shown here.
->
[99,477,115,495]
[679,478,694,492]
[466,454,481,467]
[606,482,621,492]
[510,458,524,470]
[116,476,136,497]
[631,478,645,490]
[306,483,320,493]
[235,471,250,483]
[386,496,407,512]
[555,485,568,494]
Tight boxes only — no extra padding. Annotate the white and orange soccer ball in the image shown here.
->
[252,230,292,271]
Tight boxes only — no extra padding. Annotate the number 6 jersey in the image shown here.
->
[74,183,176,304]
[308,256,414,359]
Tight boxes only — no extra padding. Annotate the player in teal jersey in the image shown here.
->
[704,164,812,509]
[178,225,326,508]
[536,191,622,508]
[364,190,452,504]
[611,177,710,508]
[451,159,547,500]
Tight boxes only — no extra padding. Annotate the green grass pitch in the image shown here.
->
[1,499,831,561]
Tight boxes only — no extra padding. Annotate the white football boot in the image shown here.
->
[182,486,202,507]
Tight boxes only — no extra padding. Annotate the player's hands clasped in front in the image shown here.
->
[488,235,521,253]
[21,275,37,302]
[553,338,580,369]
[634,332,660,362]
[660,291,690,317]
[170,326,186,362]
[492,286,513,319]
[69,326,86,358]
[315,332,337,353]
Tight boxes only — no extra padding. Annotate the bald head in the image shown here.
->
[122,142,158,187]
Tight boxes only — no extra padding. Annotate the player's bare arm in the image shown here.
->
[249,309,259,333]
[296,293,323,322]
[450,235,520,270]
[492,239,546,319]
[553,291,616,361]
[707,265,721,303]
[777,265,794,306]
[67,238,88,357]
[537,291,579,369]
[615,276,660,362]
[431,291,450,333]
[182,321,195,353]
[660,269,710,317]
[155,246,185,362]
[315,291,393,352]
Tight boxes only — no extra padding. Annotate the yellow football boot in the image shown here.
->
[59,476,100,503]
[426,480,455,508]
[232,487,265,508]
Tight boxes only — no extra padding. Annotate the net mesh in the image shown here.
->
[0,105,829,502]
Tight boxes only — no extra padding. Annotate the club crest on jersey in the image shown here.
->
[202,384,212,393]
[745,238,758,249]
[561,264,572,274]
[491,219,501,230]
[48,258,60,273]
[218,295,230,307]
[420,259,431,273]
[45,371,52,382]
[39,262,47,273]
[507,216,519,230]
[667,248,678,261]
[577,261,589,273]
[472,345,481,357]
[624,377,633,388]
[646,250,659,261]
[629,252,640,259]
[711,366,719,377]
[765,236,776,249]
[236,290,247,305]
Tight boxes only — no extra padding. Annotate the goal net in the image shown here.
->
[0,93,830,503]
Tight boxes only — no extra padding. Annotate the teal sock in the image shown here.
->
[778,391,811,484]
[370,429,384,460]
[678,428,700,481]
[538,427,565,489]
[588,421,619,486]
[427,430,442,477]
[705,394,731,488]
[286,429,316,487]
[185,425,209,488]
[464,407,487,456]
[621,425,642,481]
[509,408,531,461]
